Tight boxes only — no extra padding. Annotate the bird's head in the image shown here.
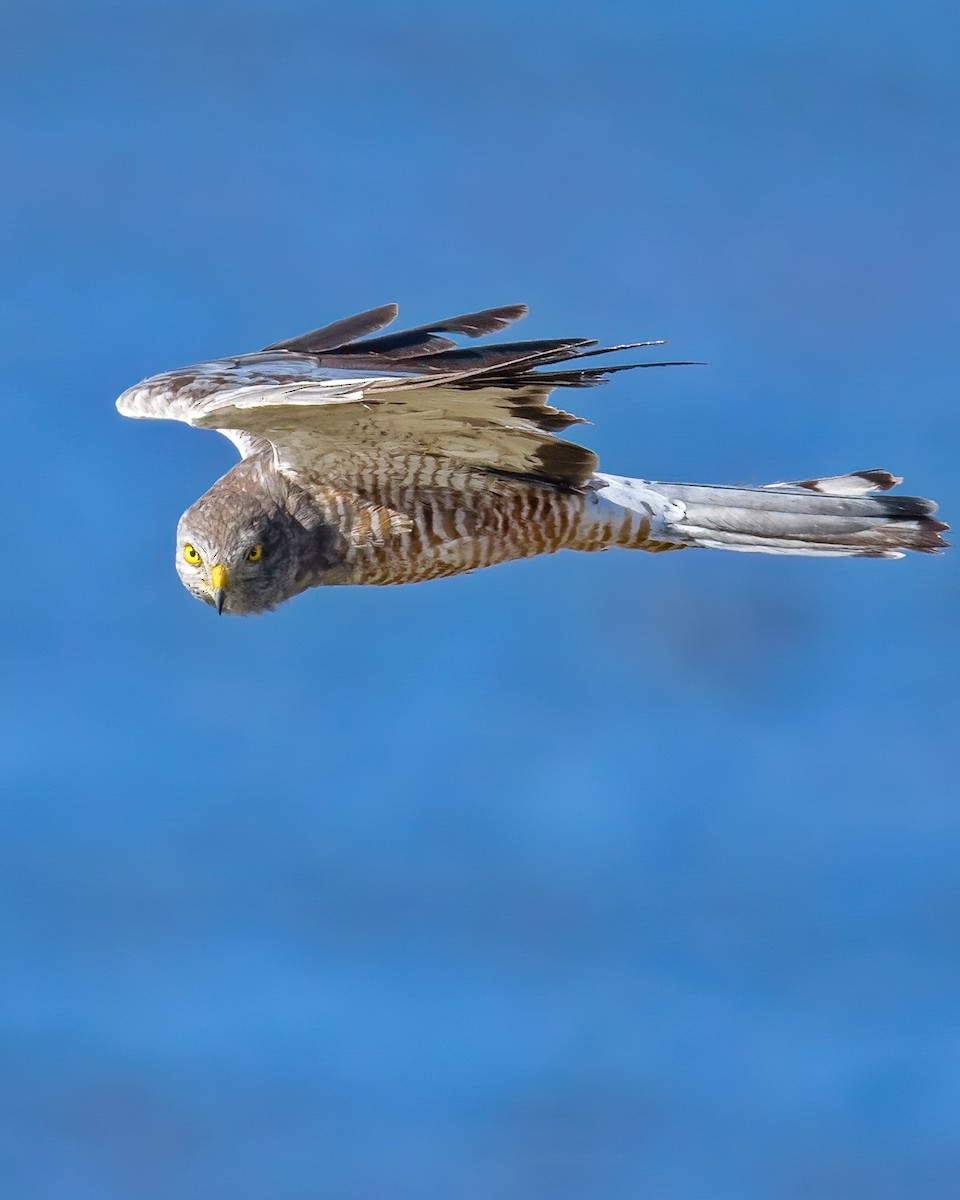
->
[175,475,309,616]
[175,528,277,616]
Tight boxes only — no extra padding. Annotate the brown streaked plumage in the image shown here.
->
[116,303,947,615]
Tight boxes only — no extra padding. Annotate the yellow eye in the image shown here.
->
[246,544,263,563]
[183,543,202,565]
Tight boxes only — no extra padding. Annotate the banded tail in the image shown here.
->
[593,469,947,559]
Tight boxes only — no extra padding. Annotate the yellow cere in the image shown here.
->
[246,544,263,563]
[210,563,228,590]
[183,543,202,565]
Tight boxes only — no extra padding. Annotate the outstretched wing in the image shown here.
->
[116,303,689,490]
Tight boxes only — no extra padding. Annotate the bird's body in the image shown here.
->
[177,449,672,610]
[117,302,946,615]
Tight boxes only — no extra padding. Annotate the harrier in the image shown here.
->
[116,303,946,615]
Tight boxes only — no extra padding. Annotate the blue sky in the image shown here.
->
[2,2,959,1197]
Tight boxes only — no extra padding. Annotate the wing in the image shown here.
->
[116,302,691,490]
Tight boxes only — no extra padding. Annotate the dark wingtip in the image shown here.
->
[486,302,529,325]
[423,304,529,338]
[262,303,400,353]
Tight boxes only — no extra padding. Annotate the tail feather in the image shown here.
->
[593,470,948,559]
[761,467,902,497]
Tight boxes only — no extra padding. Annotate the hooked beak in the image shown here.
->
[210,563,228,615]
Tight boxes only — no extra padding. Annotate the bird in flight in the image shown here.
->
[116,303,946,615]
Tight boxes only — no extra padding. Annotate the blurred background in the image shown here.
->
[2,1,959,1196]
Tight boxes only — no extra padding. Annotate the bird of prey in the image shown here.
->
[116,302,946,616]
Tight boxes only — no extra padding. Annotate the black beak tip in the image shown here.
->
[213,589,226,616]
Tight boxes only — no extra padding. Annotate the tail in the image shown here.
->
[593,469,948,558]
